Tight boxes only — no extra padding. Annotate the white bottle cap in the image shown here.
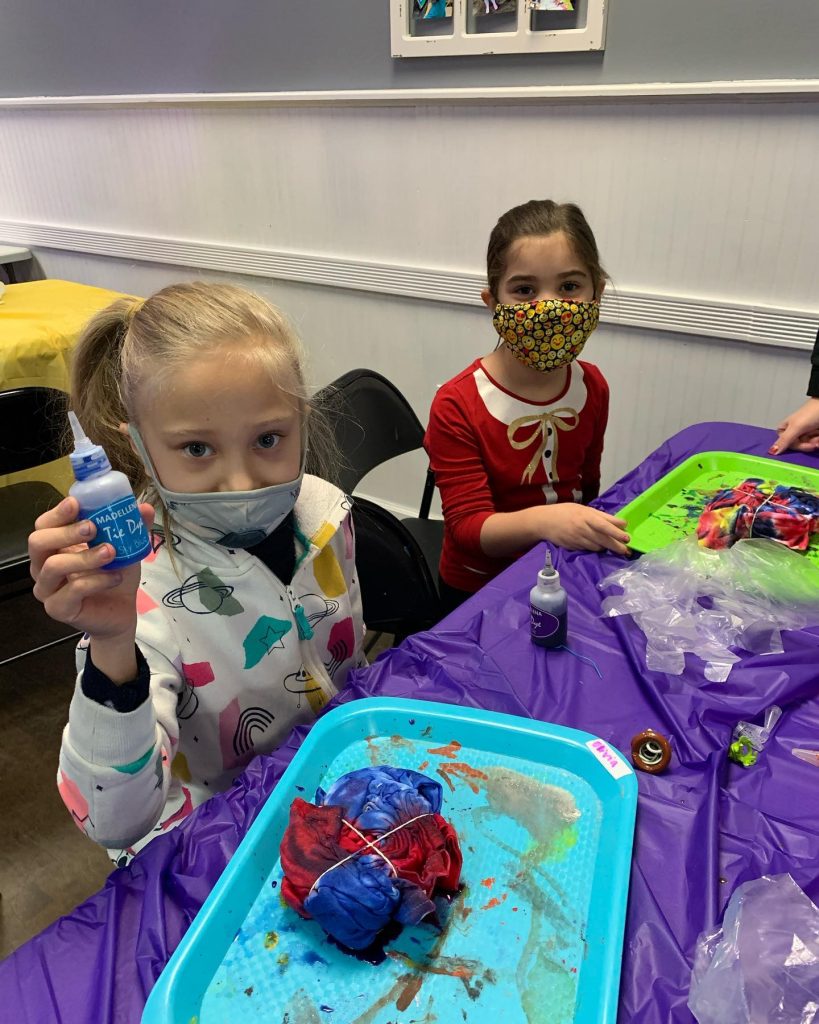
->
[68,410,111,480]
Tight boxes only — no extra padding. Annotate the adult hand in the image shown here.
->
[770,398,819,455]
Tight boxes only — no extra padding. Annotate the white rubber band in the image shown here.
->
[748,494,775,539]
[341,819,397,876]
[308,812,435,896]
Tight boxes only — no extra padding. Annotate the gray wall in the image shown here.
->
[0,0,817,97]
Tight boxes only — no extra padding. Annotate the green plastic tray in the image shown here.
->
[617,451,819,567]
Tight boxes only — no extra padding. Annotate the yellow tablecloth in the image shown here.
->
[0,280,135,494]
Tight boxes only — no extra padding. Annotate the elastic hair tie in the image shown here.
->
[127,297,146,322]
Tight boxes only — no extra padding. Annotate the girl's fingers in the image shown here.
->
[44,570,125,625]
[587,519,630,555]
[29,521,98,580]
[578,528,604,552]
[599,520,630,544]
[139,503,156,532]
[598,511,628,529]
[33,545,116,601]
[31,500,153,585]
[33,496,79,531]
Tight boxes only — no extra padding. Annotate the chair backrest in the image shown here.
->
[310,369,425,494]
[0,387,70,476]
[352,496,440,634]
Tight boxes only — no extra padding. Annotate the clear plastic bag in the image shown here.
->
[599,538,819,680]
[689,873,819,1024]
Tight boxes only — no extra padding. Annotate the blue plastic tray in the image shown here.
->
[142,698,637,1024]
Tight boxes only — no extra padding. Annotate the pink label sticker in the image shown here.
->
[586,738,633,779]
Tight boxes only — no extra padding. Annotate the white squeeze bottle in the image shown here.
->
[68,411,151,569]
[530,550,568,649]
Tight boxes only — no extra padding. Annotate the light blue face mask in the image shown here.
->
[128,425,303,548]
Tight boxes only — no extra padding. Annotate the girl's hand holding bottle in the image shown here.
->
[28,497,155,680]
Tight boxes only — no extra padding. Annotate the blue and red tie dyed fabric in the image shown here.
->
[697,478,819,551]
[280,766,462,950]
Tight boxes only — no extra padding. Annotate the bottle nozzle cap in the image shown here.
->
[68,410,94,452]
[68,410,111,479]
[537,548,560,588]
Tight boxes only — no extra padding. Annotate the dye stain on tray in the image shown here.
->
[200,734,601,1024]
[618,451,819,568]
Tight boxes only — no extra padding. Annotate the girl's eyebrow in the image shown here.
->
[161,416,294,438]
[506,269,590,283]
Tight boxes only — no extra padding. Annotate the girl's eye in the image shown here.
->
[183,441,213,458]
[514,286,535,298]
[256,432,280,450]
[561,281,580,294]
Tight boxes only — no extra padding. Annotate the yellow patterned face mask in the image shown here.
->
[492,299,600,372]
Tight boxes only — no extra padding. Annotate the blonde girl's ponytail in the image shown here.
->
[68,298,150,495]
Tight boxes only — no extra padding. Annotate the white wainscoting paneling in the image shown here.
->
[1,99,817,305]
[0,95,816,516]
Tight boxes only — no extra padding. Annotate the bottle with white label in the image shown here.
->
[68,411,151,569]
[530,550,567,648]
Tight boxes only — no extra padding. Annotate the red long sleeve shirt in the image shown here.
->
[425,358,609,592]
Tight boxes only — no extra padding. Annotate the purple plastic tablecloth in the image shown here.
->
[3,421,819,1024]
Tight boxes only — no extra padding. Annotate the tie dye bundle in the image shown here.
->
[697,478,819,551]
[280,766,462,950]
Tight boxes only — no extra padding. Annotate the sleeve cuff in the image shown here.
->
[81,644,150,713]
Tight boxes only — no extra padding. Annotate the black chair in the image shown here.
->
[352,497,441,641]
[0,387,79,665]
[309,369,445,641]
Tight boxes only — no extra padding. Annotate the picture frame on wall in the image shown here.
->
[392,0,606,57]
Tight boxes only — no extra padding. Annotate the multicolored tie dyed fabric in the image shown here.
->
[280,766,462,950]
[697,478,819,551]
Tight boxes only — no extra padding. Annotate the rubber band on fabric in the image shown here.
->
[747,495,775,540]
[308,812,435,895]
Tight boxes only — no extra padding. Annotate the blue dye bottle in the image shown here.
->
[530,550,567,648]
[68,411,151,569]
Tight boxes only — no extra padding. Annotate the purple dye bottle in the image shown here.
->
[530,550,567,649]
